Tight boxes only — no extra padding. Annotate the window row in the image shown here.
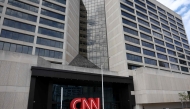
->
[35,47,62,59]
[37,37,63,48]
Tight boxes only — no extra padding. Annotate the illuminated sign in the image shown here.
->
[70,98,100,109]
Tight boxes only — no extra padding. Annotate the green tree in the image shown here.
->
[179,92,190,108]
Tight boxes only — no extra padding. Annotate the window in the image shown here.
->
[167,12,174,19]
[174,40,182,46]
[176,47,183,52]
[178,27,185,34]
[157,53,167,60]
[40,18,64,29]
[41,9,65,21]
[128,64,141,70]
[181,66,189,72]
[157,7,165,13]
[8,0,38,12]
[163,30,171,36]
[183,44,189,49]
[161,24,170,30]
[159,12,167,19]
[171,64,179,70]
[155,38,164,45]
[153,31,163,39]
[121,4,134,13]
[140,33,152,41]
[42,1,66,12]
[0,30,34,43]
[122,18,137,28]
[123,26,138,36]
[28,0,39,3]
[167,49,176,56]
[168,18,176,24]
[147,6,157,13]
[124,35,140,44]
[121,11,136,21]
[177,22,183,28]
[135,5,147,14]
[52,0,66,4]
[166,43,174,49]
[146,0,156,8]
[126,53,142,62]
[185,50,190,55]
[121,0,133,6]
[176,17,182,23]
[151,24,161,32]
[178,53,185,59]
[125,44,141,53]
[187,56,190,61]
[144,58,157,66]
[6,8,37,22]
[171,29,179,35]
[139,25,151,34]
[38,27,64,39]
[3,19,35,32]
[160,18,168,25]
[173,34,180,40]
[138,18,149,27]
[182,39,188,44]
[179,59,187,65]
[149,12,158,19]
[35,48,62,59]
[143,49,155,57]
[164,36,173,43]
[150,18,160,26]
[159,61,169,68]
[142,41,154,49]
[137,11,148,20]
[180,33,186,38]
[169,57,178,63]
[156,45,166,53]
[170,23,177,29]
[134,0,145,7]
[37,37,63,48]
[0,41,32,54]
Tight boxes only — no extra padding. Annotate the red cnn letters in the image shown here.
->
[70,98,100,109]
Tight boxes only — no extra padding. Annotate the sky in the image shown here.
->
[156,0,190,43]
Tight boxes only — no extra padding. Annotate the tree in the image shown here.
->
[179,92,190,108]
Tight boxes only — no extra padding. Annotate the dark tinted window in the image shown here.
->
[127,53,142,62]
[126,44,141,53]
[142,41,154,49]
[143,49,155,57]
[123,26,138,36]
[124,35,140,44]
[144,58,157,66]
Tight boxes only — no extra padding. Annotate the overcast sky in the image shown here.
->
[157,0,190,43]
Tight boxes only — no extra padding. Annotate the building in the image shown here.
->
[0,0,189,109]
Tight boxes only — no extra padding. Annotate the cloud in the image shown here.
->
[157,0,190,10]
[177,6,187,15]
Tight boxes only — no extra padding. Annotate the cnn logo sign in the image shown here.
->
[70,98,100,109]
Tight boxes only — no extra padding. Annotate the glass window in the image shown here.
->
[121,11,136,21]
[121,0,133,6]
[37,37,63,48]
[179,59,187,65]
[167,12,174,19]
[159,12,167,19]
[185,50,190,55]
[3,42,10,51]
[174,40,182,46]
[6,8,37,22]
[161,24,170,30]
[139,25,151,34]
[157,53,167,60]
[0,41,3,50]
[35,47,62,59]
[28,0,39,3]
[181,66,189,72]
[176,47,183,52]
[150,18,160,26]
[8,0,38,12]
[137,11,148,20]
[142,41,154,49]
[138,18,149,27]
[144,57,157,66]
[126,53,142,62]
[42,0,66,12]
[16,45,22,53]
[173,34,180,40]
[41,9,65,21]
[3,19,35,32]
[135,5,147,14]
[126,44,141,53]
[168,18,176,24]
[124,35,140,44]
[178,53,185,59]
[160,18,168,25]
[176,17,182,23]
[159,61,169,68]
[171,64,179,70]
[140,33,152,41]
[9,44,16,52]
[0,29,34,43]
[155,38,164,45]
[186,56,190,61]
[171,29,179,35]
[122,18,137,28]
[167,49,176,56]
[183,44,189,49]
[163,30,171,36]
[157,7,165,14]
[170,23,177,29]
[156,45,166,53]
[146,0,156,8]
[178,27,185,34]
[40,18,64,29]
[153,31,163,39]
[143,49,155,57]
[123,26,138,36]
[147,6,157,13]
[149,12,158,19]
[151,24,161,32]
[169,57,178,63]
[180,33,186,38]
[52,0,66,4]
[164,36,173,43]
[134,0,145,7]
[166,43,174,49]
[120,4,134,13]
[177,22,184,28]
[182,39,188,44]
[38,27,64,39]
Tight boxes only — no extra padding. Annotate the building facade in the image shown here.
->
[0,0,190,109]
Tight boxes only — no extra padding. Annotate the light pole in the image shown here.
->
[101,64,104,109]
[60,87,63,109]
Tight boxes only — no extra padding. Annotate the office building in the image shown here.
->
[0,0,189,109]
